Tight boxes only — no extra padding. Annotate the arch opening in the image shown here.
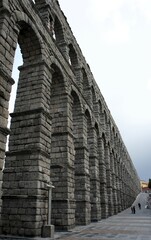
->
[54,16,64,43]
[7,21,42,149]
[18,21,42,64]
[69,44,78,69]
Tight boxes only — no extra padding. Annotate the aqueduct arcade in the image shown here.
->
[0,0,141,237]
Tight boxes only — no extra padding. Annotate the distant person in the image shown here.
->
[133,206,136,214]
[138,203,141,209]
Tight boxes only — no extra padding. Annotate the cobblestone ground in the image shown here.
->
[55,192,151,240]
[0,193,150,240]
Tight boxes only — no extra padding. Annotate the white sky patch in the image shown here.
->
[88,0,130,44]
[147,79,151,93]
[136,0,151,22]
[89,0,151,23]
[88,0,151,44]
[89,0,123,23]
[102,13,130,44]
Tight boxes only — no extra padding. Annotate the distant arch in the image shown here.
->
[18,21,42,65]
[91,86,96,105]
[54,15,65,43]
[69,43,78,69]
[82,67,89,89]
[50,63,66,126]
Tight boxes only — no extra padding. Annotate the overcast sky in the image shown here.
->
[10,0,151,182]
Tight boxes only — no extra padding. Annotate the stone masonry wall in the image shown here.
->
[0,0,141,237]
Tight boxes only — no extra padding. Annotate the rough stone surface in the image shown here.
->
[0,0,141,238]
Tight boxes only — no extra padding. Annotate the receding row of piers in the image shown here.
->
[0,0,140,237]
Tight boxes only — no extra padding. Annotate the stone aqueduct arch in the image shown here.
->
[0,0,140,237]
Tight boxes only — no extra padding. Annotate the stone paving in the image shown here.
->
[0,193,150,240]
[54,192,151,240]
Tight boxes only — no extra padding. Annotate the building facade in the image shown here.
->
[0,0,141,237]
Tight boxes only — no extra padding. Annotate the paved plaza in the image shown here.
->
[0,192,150,240]
[55,192,151,240]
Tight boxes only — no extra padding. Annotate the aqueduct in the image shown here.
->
[0,0,141,237]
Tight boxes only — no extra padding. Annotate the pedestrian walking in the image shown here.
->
[133,206,136,214]
[138,203,141,209]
